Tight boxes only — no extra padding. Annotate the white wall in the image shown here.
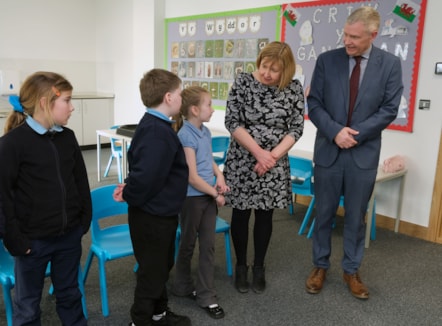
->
[95,0,161,125]
[0,0,440,229]
[0,0,160,124]
[0,0,98,92]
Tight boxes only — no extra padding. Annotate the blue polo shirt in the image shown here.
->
[178,120,214,197]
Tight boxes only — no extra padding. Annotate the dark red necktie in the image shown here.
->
[347,56,362,126]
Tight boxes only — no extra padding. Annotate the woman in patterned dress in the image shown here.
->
[223,41,305,294]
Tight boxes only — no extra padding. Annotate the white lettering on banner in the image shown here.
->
[395,42,409,61]
[237,17,248,34]
[226,18,236,34]
[178,14,262,37]
[380,42,409,61]
[296,3,406,62]
[216,19,225,35]
[336,28,344,44]
[296,41,408,62]
[296,46,319,61]
[313,8,322,24]
[250,15,261,33]
[188,22,196,37]
[346,6,356,16]
[329,7,338,23]
[179,23,187,37]
[205,20,215,36]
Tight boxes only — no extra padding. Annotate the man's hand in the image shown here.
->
[334,127,359,149]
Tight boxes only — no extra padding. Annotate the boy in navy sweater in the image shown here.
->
[113,69,190,326]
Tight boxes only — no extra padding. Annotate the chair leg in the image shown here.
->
[98,256,110,317]
[82,250,94,284]
[3,281,13,326]
[298,197,315,235]
[307,219,316,238]
[288,194,295,215]
[224,231,233,277]
[288,202,294,215]
[174,227,181,262]
[47,264,54,295]
[103,155,114,178]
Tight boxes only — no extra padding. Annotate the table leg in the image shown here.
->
[395,176,405,233]
[122,140,128,181]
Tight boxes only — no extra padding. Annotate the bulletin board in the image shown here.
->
[165,6,280,109]
[281,0,427,132]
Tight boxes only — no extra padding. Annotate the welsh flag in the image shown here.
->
[283,5,301,27]
[393,0,419,23]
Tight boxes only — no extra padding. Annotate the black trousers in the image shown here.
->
[128,206,178,326]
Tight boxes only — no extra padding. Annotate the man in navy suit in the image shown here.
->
[305,6,403,299]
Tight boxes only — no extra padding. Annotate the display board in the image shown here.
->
[281,0,427,132]
[165,6,280,109]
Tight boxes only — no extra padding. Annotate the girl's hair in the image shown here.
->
[139,68,182,108]
[173,86,209,132]
[346,6,380,34]
[256,41,296,90]
[4,71,73,134]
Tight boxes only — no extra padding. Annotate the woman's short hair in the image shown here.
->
[256,41,296,90]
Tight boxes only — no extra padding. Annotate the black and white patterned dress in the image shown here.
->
[223,72,305,210]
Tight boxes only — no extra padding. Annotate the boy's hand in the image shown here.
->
[113,184,126,202]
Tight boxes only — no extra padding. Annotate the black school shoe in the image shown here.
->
[202,305,225,319]
[152,309,191,326]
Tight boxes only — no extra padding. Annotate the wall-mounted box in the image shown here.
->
[0,70,20,95]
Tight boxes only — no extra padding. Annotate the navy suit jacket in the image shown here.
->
[307,46,403,169]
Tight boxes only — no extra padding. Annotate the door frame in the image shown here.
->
[427,131,442,243]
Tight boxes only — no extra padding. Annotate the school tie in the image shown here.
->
[347,56,362,126]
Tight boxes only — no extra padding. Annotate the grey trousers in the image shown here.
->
[173,195,218,307]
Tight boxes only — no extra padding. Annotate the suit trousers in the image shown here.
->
[173,195,217,307]
[128,206,178,326]
[312,150,377,274]
[13,226,86,326]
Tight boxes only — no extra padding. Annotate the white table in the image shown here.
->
[96,129,132,182]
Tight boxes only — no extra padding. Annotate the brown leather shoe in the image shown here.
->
[305,267,326,294]
[343,272,369,299]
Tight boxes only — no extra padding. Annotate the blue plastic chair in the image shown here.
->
[82,184,132,317]
[287,155,315,222]
[103,125,128,183]
[0,241,87,326]
[211,136,230,167]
